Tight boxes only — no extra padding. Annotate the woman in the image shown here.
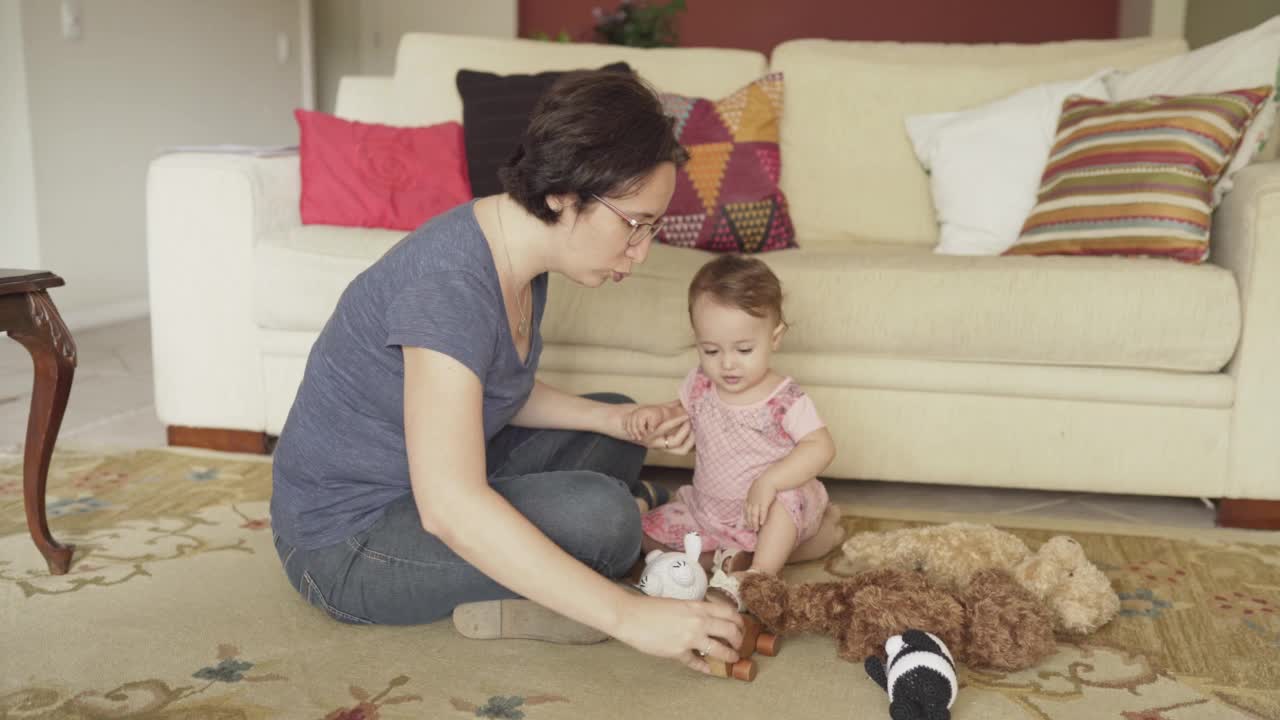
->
[269,70,744,675]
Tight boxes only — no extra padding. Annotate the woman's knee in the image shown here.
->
[594,431,646,479]
[553,471,642,576]
[564,398,646,491]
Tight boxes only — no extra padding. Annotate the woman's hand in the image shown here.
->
[613,401,693,455]
[611,594,745,675]
[643,411,694,455]
[744,477,779,532]
[623,404,668,443]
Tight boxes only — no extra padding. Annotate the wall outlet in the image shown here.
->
[276,32,290,64]
[60,0,82,41]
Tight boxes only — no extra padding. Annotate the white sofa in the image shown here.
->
[146,32,1280,523]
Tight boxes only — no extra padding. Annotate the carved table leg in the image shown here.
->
[3,291,77,574]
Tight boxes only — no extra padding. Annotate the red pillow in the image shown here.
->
[295,109,472,231]
[657,74,796,253]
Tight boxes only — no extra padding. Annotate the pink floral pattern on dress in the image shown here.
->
[766,383,806,445]
[643,368,829,553]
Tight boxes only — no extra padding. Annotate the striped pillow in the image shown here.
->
[1006,86,1272,263]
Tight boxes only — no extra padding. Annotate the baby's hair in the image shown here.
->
[687,255,786,326]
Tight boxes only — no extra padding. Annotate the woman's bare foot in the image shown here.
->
[788,505,845,564]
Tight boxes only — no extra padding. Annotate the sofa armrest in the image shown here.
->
[1212,159,1280,500]
[145,152,301,432]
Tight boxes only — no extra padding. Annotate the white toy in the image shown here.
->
[637,532,708,600]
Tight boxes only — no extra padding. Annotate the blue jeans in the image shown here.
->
[272,393,646,625]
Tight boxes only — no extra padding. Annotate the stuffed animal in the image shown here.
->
[835,522,1119,635]
[637,532,708,601]
[740,566,1057,671]
[865,630,958,720]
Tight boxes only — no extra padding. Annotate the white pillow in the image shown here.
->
[906,71,1110,256]
[1107,16,1280,204]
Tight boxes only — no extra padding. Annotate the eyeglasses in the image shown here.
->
[592,194,665,247]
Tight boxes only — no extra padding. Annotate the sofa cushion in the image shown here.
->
[657,73,796,253]
[1008,87,1272,263]
[769,37,1189,250]
[905,71,1111,256]
[295,110,472,231]
[543,244,1241,373]
[255,229,1240,373]
[455,62,632,197]
[1106,16,1280,205]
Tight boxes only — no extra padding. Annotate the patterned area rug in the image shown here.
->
[2,449,1279,719]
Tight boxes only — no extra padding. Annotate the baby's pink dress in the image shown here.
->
[642,368,830,553]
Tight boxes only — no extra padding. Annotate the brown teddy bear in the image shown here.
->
[740,566,1057,671]
[833,522,1119,635]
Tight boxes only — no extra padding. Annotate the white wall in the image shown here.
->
[313,0,517,112]
[1,1,41,270]
[17,0,303,328]
[314,0,362,114]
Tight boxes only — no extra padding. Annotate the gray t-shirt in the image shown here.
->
[270,201,547,550]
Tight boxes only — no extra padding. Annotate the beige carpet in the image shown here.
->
[2,449,1279,719]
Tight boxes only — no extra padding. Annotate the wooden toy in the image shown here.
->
[705,615,780,682]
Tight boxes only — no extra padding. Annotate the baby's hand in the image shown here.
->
[625,405,667,443]
[744,479,778,532]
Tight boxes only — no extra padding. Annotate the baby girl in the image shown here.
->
[630,255,844,606]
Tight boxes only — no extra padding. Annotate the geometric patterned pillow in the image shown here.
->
[1005,86,1272,264]
[657,73,797,253]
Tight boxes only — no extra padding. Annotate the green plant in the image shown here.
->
[531,29,574,43]
[593,0,687,48]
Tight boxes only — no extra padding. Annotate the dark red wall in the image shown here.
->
[519,0,1120,55]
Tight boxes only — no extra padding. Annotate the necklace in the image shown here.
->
[494,199,530,337]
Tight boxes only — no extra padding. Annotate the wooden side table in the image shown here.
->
[1,270,76,574]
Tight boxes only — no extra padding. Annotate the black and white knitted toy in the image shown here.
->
[864,629,958,720]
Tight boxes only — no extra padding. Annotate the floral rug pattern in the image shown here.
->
[2,449,1278,719]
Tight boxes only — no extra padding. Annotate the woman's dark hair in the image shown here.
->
[499,70,688,224]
